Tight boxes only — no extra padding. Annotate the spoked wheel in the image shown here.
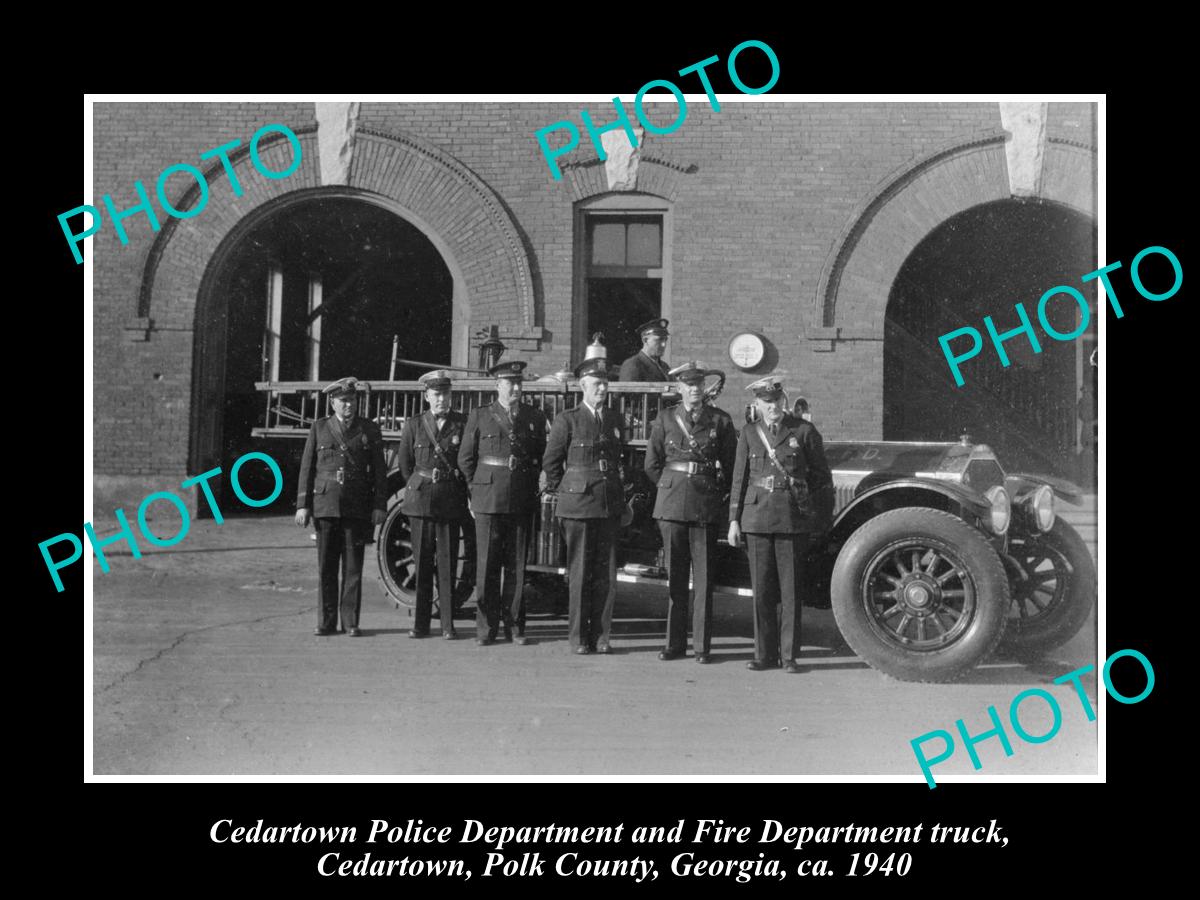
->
[376,499,475,618]
[378,500,417,609]
[832,508,1008,682]
[863,541,978,651]
[999,520,1096,657]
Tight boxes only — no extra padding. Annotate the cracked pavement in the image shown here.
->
[91,515,1099,778]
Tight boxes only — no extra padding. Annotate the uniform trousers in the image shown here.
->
[560,516,619,650]
[746,532,809,662]
[410,516,460,635]
[474,512,530,639]
[314,517,369,631]
[658,520,717,654]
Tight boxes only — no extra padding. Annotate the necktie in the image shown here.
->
[594,408,603,428]
[770,424,778,437]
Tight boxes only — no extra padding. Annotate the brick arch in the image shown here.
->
[812,130,1097,339]
[139,125,538,346]
[560,156,695,202]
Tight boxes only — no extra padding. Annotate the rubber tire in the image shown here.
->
[375,495,473,618]
[998,520,1096,657]
[831,507,1009,683]
[377,494,417,609]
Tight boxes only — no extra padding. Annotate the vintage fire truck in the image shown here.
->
[253,366,1095,683]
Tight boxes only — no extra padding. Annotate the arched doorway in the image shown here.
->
[192,193,454,512]
[883,198,1095,477]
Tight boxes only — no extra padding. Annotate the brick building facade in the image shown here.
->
[91,100,1096,515]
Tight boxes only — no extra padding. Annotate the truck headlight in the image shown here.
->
[985,486,1011,536]
[1029,484,1055,532]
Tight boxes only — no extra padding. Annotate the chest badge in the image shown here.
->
[613,428,620,439]
[451,434,461,445]
[788,436,799,448]
[709,428,716,439]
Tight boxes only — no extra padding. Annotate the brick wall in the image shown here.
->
[91,100,1095,512]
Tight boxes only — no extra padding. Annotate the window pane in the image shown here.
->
[626,222,661,267]
[591,222,626,266]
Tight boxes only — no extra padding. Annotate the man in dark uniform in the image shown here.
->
[728,376,833,673]
[542,357,626,654]
[618,318,672,382]
[397,370,470,640]
[644,361,738,663]
[295,377,388,637]
[458,360,548,646]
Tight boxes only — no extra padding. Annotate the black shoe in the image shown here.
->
[313,627,335,636]
[444,630,458,640]
[658,649,683,661]
[347,627,362,637]
[476,636,494,646]
[408,630,429,639]
[695,653,712,664]
[747,659,779,671]
[783,660,802,674]
[595,643,612,655]
[514,633,529,646]
[574,645,591,655]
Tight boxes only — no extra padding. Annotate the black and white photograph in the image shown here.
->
[79,91,1107,785]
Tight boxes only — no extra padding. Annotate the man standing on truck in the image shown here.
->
[458,361,548,646]
[727,376,833,673]
[295,377,388,637]
[618,318,672,382]
[397,370,471,640]
[542,357,627,654]
[644,361,738,664]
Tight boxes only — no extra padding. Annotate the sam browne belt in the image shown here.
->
[480,454,530,470]
[752,475,794,491]
[666,460,716,476]
[566,459,618,474]
[414,466,460,483]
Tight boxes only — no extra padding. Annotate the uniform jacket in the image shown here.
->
[645,403,738,524]
[543,403,626,519]
[458,400,548,515]
[618,351,671,382]
[296,415,388,520]
[729,413,833,534]
[398,409,470,520]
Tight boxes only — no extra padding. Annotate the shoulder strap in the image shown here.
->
[327,415,346,447]
[420,413,457,471]
[673,407,703,454]
[754,423,790,479]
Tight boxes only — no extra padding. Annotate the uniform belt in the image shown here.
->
[480,454,528,470]
[666,460,715,475]
[753,475,793,491]
[415,466,458,483]
[567,460,618,474]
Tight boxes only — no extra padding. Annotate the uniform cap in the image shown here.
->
[574,357,611,380]
[419,370,454,390]
[668,360,718,384]
[746,376,784,400]
[635,318,670,338]
[489,360,527,380]
[322,376,361,398]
